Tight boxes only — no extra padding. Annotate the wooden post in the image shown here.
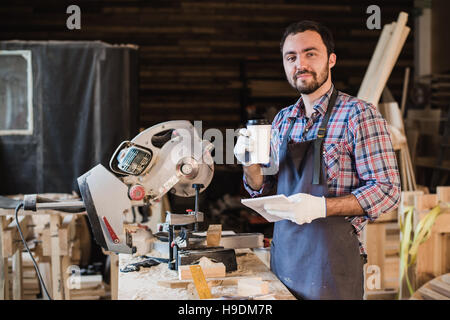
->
[50,214,63,300]
[12,248,23,300]
[110,253,118,300]
[0,216,10,300]
[61,255,71,300]
[365,222,386,291]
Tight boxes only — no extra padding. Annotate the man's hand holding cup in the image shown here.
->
[234,119,271,166]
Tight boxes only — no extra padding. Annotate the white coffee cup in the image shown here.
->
[246,119,271,164]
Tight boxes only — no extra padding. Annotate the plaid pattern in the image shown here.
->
[243,85,401,254]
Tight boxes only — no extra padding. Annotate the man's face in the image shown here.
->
[282,30,336,94]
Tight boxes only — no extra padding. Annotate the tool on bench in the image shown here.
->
[3,120,263,292]
[120,256,169,273]
[17,121,214,255]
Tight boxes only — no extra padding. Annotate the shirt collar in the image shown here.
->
[290,84,335,118]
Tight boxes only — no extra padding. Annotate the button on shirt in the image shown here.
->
[243,85,401,254]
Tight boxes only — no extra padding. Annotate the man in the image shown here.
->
[234,21,401,300]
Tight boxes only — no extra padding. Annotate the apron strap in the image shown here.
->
[282,116,298,149]
[312,88,338,184]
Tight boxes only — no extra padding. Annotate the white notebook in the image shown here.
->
[241,194,290,222]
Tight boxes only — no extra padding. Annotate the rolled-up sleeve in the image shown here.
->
[348,102,401,220]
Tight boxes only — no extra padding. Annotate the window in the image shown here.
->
[0,50,33,135]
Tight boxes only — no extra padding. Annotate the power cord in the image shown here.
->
[14,202,53,300]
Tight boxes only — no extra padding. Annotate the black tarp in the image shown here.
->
[0,41,139,195]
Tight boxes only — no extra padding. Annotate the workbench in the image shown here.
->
[117,244,296,300]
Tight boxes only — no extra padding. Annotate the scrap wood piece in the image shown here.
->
[68,274,103,290]
[237,277,269,297]
[2,216,33,257]
[130,228,153,256]
[158,276,261,289]
[70,283,106,298]
[206,224,222,247]
[179,257,226,280]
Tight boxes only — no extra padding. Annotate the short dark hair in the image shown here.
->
[280,20,335,56]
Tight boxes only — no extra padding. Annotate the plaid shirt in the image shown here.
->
[244,85,401,254]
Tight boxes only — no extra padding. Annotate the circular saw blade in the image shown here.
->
[171,153,214,197]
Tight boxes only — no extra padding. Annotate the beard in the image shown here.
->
[290,62,330,94]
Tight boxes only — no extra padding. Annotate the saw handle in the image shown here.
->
[23,194,85,213]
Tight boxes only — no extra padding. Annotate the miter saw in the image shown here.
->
[76,120,215,256]
[9,120,263,272]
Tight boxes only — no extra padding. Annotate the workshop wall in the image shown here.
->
[0,0,415,134]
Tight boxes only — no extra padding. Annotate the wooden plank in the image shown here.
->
[179,261,226,280]
[237,278,269,297]
[433,213,450,234]
[2,216,32,257]
[0,216,9,299]
[404,143,417,190]
[400,67,410,117]
[37,262,52,298]
[360,13,409,107]
[384,256,399,289]
[12,248,22,300]
[366,223,386,290]
[366,288,398,300]
[206,224,222,247]
[50,214,63,300]
[110,253,119,300]
[61,255,71,300]
[157,276,255,289]
[415,213,450,289]
[437,187,450,203]
[415,194,438,211]
[358,23,394,102]
[70,284,106,298]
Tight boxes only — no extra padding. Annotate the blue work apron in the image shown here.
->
[270,88,364,300]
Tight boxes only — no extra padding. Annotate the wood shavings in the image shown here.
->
[118,246,296,300]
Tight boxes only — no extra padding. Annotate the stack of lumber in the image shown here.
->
[8,252,41,300]
[357,11,415,192]
[68,274,106,300]
[357,11,410,108]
